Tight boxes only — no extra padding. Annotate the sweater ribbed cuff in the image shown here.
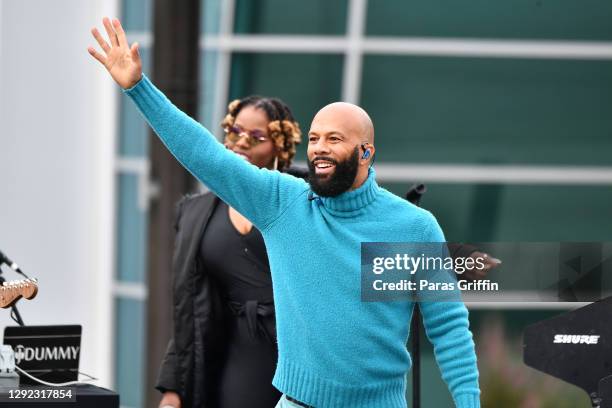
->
[454,392,481,408]
[123,74,164,114]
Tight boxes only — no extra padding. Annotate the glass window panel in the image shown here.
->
[118,47,151,157]
[382,182,612,242]
[360,56,612,165]
[121,0,153,32]
[201,0,222,34]
[229,53,344,160]
[119,96,149,157]
[198,50,219,128]
[233,0,348,35]
[116,173,148,282]
[114,298,146,408]
[138,46,152,76]
[366,0,612,40]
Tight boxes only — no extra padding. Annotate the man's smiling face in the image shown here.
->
[307,103,375,197]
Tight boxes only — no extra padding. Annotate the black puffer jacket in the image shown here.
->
[156,192,226,407]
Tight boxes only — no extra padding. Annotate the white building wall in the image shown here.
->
[0,0,119,388]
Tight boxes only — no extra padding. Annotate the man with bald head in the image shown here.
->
[307,102,375,197]
[88,18,480,408]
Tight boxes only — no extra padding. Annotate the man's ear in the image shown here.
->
[361,143,375,162]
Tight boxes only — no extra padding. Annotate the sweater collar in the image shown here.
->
[315,168,380,215]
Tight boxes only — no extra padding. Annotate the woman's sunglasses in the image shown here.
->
[224,125,270,146]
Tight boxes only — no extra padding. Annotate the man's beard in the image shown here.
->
[307,147,359,197]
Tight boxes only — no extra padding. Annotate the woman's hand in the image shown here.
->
[159,391,182,408]
[88,17,142,89]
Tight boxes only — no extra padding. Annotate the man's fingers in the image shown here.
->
[87,47,107,66]
[480,253,501,265]
[102,17,119,47]
[130,42,141,63]
[91,28,110,54]
[113,18,129,49]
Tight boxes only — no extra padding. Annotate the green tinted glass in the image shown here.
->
[114,298,146,407]
[383,182,612,242]
[121,0,153,32]
[229,52,344,159]
[116,174,148,282]
[234,0,348,35]
[366,0,612,40]
[361,56,612,165]
[118,47,151,157]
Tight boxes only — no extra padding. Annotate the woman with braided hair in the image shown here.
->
[156,96,303,408]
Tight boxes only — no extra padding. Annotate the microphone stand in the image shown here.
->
[0,266,25,326]
[405,183,427,408]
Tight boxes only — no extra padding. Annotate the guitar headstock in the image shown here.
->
[0,278,38,309]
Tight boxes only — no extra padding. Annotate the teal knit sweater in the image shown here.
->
[125,75,480,408]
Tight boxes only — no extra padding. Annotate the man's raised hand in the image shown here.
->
[88,17,142,89]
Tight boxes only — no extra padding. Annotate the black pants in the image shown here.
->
[213,310,280,408]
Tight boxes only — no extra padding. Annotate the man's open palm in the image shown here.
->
[88,17,142,89]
